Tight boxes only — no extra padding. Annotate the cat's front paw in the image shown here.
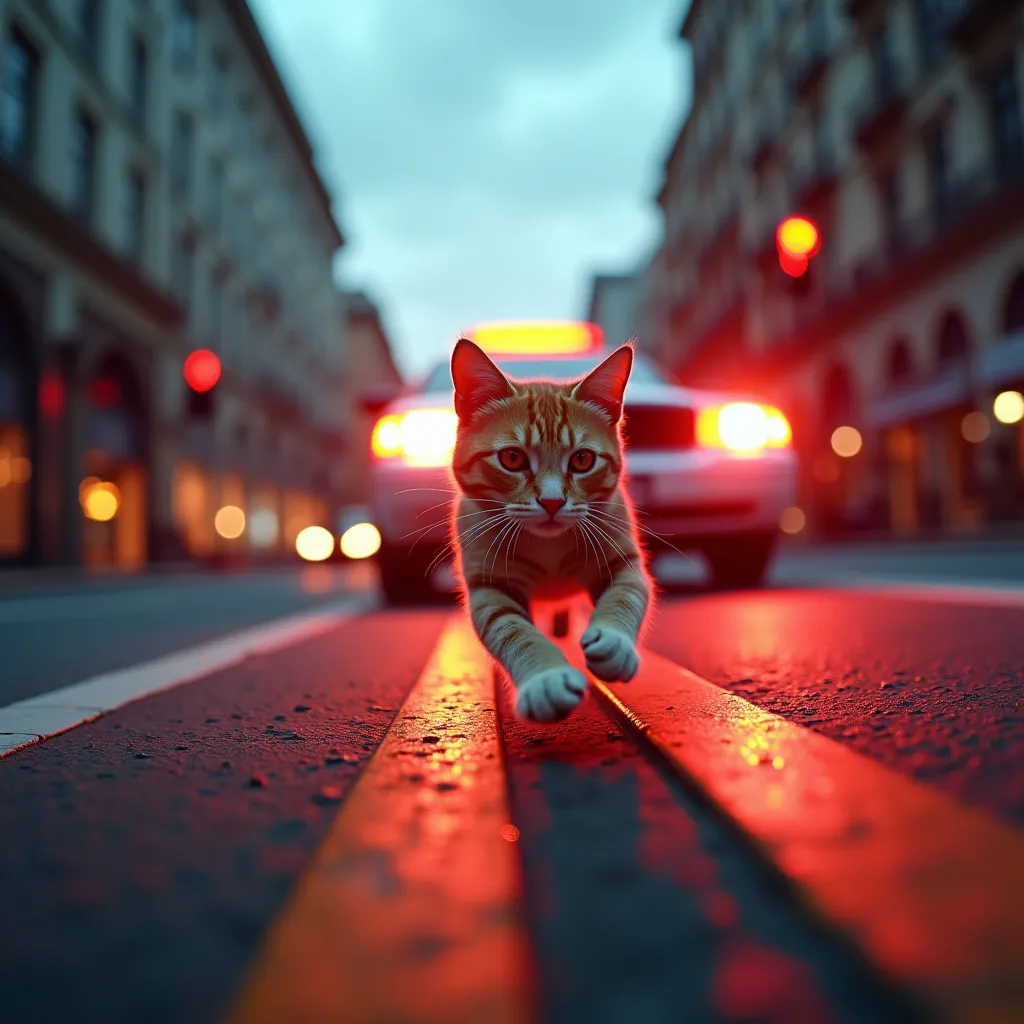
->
[517,666,588,723]
[581,626,640,682]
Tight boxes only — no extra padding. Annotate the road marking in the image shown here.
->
[227,616,532,1024]
[582,647,1024,1024]
[0,596,374,759]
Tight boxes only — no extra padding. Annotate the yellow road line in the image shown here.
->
[226,616,533,1024]
[582,648,1024,1024]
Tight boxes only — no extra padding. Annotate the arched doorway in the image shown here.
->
[0,288,34,561]
[883,336,919,534]
[813,362,862,534]
[79,351,148,569]
[933,311,980,527]
[887,336,914,385]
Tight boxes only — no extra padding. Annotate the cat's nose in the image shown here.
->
[539,497,566,518]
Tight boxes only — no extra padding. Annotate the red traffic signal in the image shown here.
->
[184,349,222,393]
[776,215,820,278]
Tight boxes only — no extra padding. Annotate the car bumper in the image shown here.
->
[625,448,797,547]
[369,448,798,553]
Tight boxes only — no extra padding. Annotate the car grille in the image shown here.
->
[621,406,695,451]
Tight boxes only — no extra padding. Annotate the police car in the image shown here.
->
[364,321,797,605]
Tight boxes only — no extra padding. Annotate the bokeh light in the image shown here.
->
[249,506,279,548]
[81,480,121,522]
[960,411,991,444]
[993,390,1024,425]
[214,504,246,539]
[780,506,806,534]
[296,525,334,562]
[340,521,382,559]
[830,425,862,458]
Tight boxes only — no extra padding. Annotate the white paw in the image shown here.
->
[516,666,588,723]
[581,626,640,682]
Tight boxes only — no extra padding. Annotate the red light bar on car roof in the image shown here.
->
[465,320,604,356]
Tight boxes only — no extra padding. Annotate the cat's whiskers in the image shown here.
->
[581,514,646,581]
[400,506,497,547]
[578,517,615,582]
[587,505,697,564]
[423,512,506,576]
[482,516,517,586]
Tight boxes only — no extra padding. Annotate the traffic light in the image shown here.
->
[184,348,221,420]
[776,215,820,296]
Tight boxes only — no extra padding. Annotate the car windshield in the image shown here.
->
[419,353,668,394]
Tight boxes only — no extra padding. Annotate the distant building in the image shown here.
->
[584,272,644,349]
[0,0,349,568]
[341,290,402,504]
[647,0,1024,538]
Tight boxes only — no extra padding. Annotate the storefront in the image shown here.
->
[79,353,148,570]
[864,368,980,535]
[0,292,34,562]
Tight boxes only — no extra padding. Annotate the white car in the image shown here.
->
[365,323,798,605]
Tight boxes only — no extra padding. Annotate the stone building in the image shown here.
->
[648,0,1024,537]
[0,0,349,568]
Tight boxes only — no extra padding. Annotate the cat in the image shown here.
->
[449,337,651,723]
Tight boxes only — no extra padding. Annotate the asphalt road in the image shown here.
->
[0,541,1020,1023]
[0,564,374,706]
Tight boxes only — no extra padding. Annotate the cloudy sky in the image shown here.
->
[248,0,692,379]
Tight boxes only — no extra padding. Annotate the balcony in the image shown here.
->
[948,0,1015,51]
[853,73,908,152]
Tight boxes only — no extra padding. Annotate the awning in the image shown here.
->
[974,330,1024,388]
[864,371,972,430]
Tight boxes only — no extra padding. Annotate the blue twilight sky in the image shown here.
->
[248,0,692,379]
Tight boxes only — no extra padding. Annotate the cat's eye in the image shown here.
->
[569,448,596,473]
[497,447,527,472]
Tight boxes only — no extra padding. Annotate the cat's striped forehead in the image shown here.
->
[484,381,617,449]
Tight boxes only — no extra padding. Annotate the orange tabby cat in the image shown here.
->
[449,337,651,722]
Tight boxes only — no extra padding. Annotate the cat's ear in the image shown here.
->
[451,338,515,420]
[572,344,633,424]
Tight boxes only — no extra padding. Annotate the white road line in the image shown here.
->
[0,594,377,758]
[827,576,1024,608]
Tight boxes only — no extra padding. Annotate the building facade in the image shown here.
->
[0,0,349,569]
[340,290,402,507]
[584,271,645,349]
[648,0,1024,538]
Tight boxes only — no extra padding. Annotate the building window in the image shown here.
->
[926,124,949,216]
[208,53,227,113]
[172,235,195,315]
[124,168,145,262]
[207,157,223,230]
[870,20,899,99]
[915,0,945,75]
[988,59,1023,180]
[880,165,901,240]
[170,111,193,198]
[76,0,103,66]
[1,30,40,171]
[128,36,147,131]
[172,1,198,71]
[70,110,98,224]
